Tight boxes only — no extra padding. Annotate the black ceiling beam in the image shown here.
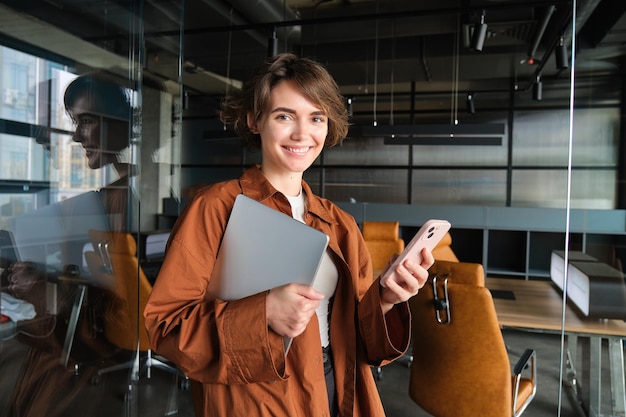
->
[362,123,506,136]
[383,136,503,146]
[523,5,574,91]
[527,5,556,58]
[79,0,571,42]
[577,0,626,49]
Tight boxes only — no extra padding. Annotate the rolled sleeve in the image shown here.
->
[217,292,287,383]
[357,278,411,365]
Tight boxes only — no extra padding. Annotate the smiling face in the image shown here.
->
[248,80,328,187]
[68,94,129,169]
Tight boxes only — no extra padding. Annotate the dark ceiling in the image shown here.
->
[1,0,626,124]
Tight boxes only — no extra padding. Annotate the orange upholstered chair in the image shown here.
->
[362,221,405,379]
[409,260,536,417]
[84,230,186,386]
[362,221,405,273]
[431,232,459,262]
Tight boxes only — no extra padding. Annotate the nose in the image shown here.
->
[71,127,85,143]
[291,120,308,140]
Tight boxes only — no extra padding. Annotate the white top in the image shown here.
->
[286,191,338,348]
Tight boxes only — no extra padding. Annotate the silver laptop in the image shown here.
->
[207,194,330,301]
[7,191,110,275]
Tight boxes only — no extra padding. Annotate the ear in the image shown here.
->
[247,113,259,134]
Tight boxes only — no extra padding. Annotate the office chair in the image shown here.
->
[431,232,459,262]
[409,260,536,417]
[399,231,458,368]
[84,230,188,388]
[362,224,459,379]
[362,221,405,273]
[361,221,405,380]
[363,223,458,272]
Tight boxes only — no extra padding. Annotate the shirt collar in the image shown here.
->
[239,165,335,226]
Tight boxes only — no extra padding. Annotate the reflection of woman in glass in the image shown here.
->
[63,73,134,232]
[1,73,133,417]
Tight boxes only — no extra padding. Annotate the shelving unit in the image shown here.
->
[338,202,626,280]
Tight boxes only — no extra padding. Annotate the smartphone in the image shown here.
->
[379,219,451,287]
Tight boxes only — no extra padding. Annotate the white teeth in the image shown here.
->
[287,147,308,154]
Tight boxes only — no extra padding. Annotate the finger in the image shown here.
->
[395,262,426,293]
[420,247,435,269]
[290,283,325,300]
[382,277,412,303]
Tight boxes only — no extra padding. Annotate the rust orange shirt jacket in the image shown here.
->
[144,166,411,417]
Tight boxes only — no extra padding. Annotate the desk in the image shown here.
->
[487,277,626,417]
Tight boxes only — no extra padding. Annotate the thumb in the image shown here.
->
[298,285,325,300]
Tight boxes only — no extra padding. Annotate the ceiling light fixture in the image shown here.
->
[267,27,278,57]
[555,35,569,70]
[372,4,380,127]
[470,10,487,51]
[466,93,476,115]
[383,136,502,146]
[389,19,396,128]
[533,74,543,101]
[183,89,189,110]
[364,124,505,136]
[373,12,501,146]
[451,15,460,126]
[363,123,505,146]
[225,9,233,98]
[365,124,504,146]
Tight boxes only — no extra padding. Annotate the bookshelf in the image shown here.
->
[337,202,626,280]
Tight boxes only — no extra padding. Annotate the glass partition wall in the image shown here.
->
[0,1,186,416]
[567,3,626,417]
[0,1,624,417]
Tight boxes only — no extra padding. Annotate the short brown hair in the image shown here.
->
[220,53,349,148]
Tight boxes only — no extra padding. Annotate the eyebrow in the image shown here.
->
[270,107,325,116]
[70,111,99,118]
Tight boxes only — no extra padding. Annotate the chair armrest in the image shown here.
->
[513,348,536,376]
[512,348,537,416]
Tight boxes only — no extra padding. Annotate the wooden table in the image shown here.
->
[486,277,626,337]
[486,277,626,417]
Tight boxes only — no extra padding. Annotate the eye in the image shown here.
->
[76,114,98,126]
[275,113,292,121]
[312,116,326,123]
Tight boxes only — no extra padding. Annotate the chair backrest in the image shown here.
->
[428,258,484,286]
[84,230,152,351]
[409,260,513,417]
[431,232,459,262]
[362,221,405,270]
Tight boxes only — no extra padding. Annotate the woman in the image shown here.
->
[63,73,134,232]
[144,53,433,417]
[1,73,133,417]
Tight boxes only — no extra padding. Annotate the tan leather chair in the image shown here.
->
[409,260,536,417]
[363,221,456,270]
[431,232,459,262]
[84,230,187,386]
[362,221,405,379]
[362,221,405,272]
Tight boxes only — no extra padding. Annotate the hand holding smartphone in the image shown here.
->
[379,219,451,287]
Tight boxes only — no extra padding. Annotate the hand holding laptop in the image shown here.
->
[266,283,325,339]
[207,194,330,353]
